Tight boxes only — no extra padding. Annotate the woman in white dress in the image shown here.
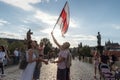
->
[21,41,40,80]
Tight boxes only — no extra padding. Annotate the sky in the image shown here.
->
[0,0,120,48]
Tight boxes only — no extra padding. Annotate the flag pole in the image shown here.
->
[52,18,59,32]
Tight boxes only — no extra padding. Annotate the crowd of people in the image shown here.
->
[0,31,120,80]
[93,50,118,79]
[0,31,72,80]
[20,32,72,80]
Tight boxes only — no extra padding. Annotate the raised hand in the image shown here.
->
[44,60,48,65]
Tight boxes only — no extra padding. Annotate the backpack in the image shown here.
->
[19,53,28,70]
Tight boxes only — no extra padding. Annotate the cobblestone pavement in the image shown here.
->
[1,59,100,80]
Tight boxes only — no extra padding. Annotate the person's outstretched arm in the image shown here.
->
[51,32,61,48]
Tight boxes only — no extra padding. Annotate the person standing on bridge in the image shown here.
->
[51,32,71,80]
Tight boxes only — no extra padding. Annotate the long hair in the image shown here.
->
[0,46,5,52]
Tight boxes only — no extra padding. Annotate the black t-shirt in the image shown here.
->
[111,55,117,62]
[100,55,109,64]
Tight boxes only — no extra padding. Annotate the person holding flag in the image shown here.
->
[51,1,71,80]
[51,31,71,80]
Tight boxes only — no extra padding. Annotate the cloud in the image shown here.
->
[112,24,120,30]
[23,20,30,24]
[64,34,97,47]
[34,10,57,26]
[3,0,79,28]
[18,25,30,32]
[0,0,49,11]
[115,26,120,30]
[70,19,78,28]
[0,19,10,26]
[22,17,38,24]
[0,23,3,26]
[0,32,23,39]
[41,27,52,34]
[71,34,96,41]
[34,10,79,28]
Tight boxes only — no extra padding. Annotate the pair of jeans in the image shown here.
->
[0,63,4,74]
[66,68,70,80]
[57,68,66,80]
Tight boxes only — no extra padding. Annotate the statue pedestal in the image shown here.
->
[96,46,104,55]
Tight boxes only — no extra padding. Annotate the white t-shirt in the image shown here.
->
[14,50,19,57]
[57,49,69,69]
[0,51,6,62]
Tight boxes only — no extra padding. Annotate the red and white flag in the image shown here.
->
[53,1,70,37]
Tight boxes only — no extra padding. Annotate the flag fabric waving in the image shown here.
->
[53,1,70,37]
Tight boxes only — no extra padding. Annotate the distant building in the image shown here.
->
[91,40,120,57]
[104,40,120,57]
[105,40,120,50]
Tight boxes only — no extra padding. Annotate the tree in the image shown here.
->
[40,38,52,55]
[40,38,52,47]
[81,45,92,57]
[0,38,9,47]
[8,41,25,54]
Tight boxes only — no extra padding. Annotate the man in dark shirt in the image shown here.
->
[100,53,109,64]
[98,52,109,71]
[111,54,117,63]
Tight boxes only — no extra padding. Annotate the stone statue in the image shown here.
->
[97,32,101,46]
[26,29,33,49]
[27,29,33,41]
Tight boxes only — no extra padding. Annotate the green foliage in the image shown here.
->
[0,38,9,47]
[80,45,92,57]
[40,38,52,55]
[8,41,25,54]
[40,38,52,47]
